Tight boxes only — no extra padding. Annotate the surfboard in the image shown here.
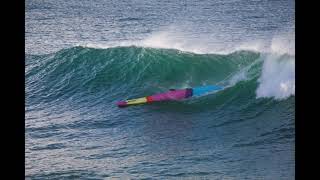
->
[117,97,148,107]
[117,85,223,108]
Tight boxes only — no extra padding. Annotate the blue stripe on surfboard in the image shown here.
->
[192,85,223,96]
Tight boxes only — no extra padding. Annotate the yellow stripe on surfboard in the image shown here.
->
[125,97,147,105]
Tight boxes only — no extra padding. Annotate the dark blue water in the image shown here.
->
[25,0,295,179]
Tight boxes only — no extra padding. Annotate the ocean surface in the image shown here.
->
[25,0,295,179]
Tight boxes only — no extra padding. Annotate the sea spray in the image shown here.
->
[256,32,295,99]
[256,54,295,99]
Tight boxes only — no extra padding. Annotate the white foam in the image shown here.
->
[256,54,295,100]
[254,29,295,100]
[229,29,296,100]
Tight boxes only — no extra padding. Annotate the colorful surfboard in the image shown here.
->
[117,85,223,107]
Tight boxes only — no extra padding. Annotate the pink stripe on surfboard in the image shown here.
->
[149,89,187,101]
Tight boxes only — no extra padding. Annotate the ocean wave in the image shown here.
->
[26,46,294,109]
